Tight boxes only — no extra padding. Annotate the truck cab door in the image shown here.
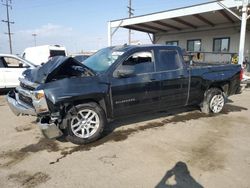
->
[110,50,161,117]
[155,48,189,109]
[0,58,6,88]
[2,57,27,88]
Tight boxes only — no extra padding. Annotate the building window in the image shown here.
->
[166,41,179,46]
[187,39,201,51]
[213,37,230,52]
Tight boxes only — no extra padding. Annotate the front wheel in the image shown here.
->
[200,88,225,114]
[65,102,106,145]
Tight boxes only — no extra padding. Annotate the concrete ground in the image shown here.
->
[0,89,250,188]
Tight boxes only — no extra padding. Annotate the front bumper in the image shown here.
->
[6,84,50,116]
[6,90,36,116]
[38,118,63,139]
[7,90,63,139]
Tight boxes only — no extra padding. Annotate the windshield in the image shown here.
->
[18,56,37,67]
[83,47,124,72]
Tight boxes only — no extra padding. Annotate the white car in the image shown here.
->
[0,54,36,89]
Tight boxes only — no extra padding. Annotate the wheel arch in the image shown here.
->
[71,98,107,118]
[59,97,108,129]
[207,82,229,96]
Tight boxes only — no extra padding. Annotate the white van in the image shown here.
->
[22,45,67,65]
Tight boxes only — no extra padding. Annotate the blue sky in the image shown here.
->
[0,0,209,54]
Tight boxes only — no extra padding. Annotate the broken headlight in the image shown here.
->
[32,90,49,114]
[34,90,45,100]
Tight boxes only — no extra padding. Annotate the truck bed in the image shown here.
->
[190,61,241,73]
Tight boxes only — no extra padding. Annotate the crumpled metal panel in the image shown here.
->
[22,56,90,84]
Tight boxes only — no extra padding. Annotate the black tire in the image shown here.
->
[200,88,225,114]
[56,134,67,142]
[64,102,106,145]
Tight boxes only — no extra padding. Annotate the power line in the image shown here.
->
[127,0,134,44]
[1,0,14,54]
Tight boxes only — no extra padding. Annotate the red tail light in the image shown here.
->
[240,69,243,81]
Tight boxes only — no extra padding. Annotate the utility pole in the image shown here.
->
[1,0,14,54]
[127,0,134,44]
[238,0,249,67]
[216,0,249,67]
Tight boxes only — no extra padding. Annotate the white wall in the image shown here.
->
[155,27,250,63]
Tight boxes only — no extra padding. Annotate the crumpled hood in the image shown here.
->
[22,56,89,84]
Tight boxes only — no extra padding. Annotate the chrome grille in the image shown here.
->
[19,93,33,107]
[20,82,35,91]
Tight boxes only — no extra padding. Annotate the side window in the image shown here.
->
[157,50,183,71]
[122,51,154,75]
[3,57,24,68]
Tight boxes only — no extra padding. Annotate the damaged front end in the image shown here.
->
[6,79,49,116]
[6,79,63,138]
[6,56,95,139]
[38,116,63,139]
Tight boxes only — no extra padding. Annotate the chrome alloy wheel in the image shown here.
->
[209,94,224,113]
[70,109,100,139]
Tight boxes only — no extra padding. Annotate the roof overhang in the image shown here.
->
[110,0,246,34]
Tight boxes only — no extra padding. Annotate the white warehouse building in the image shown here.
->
[109,0,250,65]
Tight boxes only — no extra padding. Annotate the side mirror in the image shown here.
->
[116,65,135,78]
[19,63,23,68]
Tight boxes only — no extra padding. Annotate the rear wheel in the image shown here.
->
[65,102,106,145]
[201,88,225,114]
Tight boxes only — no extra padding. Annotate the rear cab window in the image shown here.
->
[50,50,66,57]
[156,49,183,72]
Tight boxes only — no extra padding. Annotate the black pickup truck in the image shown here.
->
[6,45,243,144]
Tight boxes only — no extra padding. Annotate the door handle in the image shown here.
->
[150,78,156,81]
